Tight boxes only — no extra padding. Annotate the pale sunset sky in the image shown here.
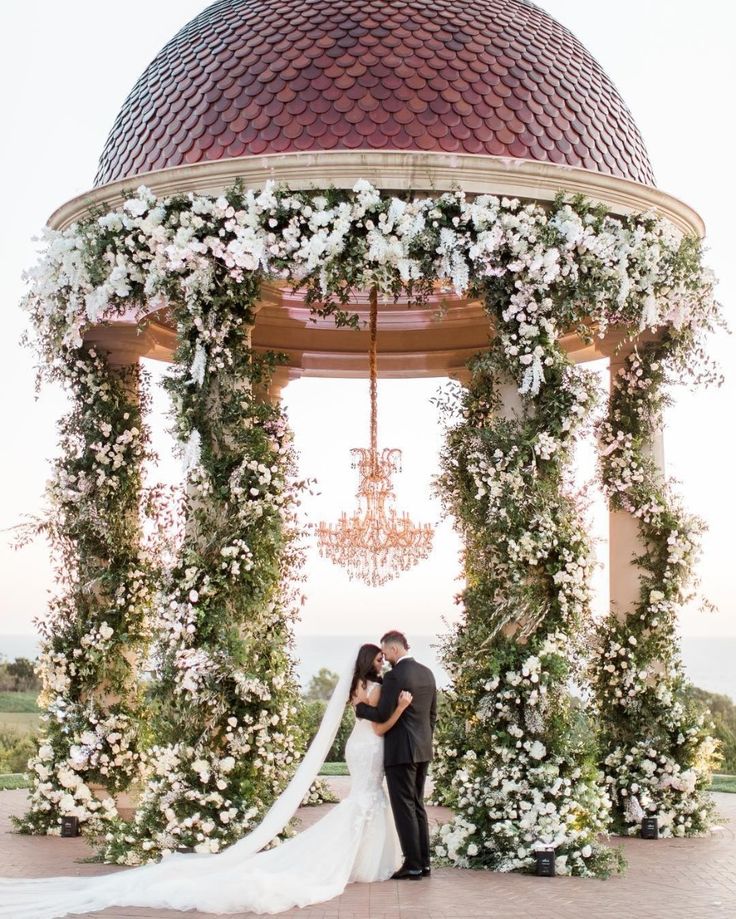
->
[0,1,734,644]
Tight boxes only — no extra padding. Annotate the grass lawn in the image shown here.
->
[711,774,736,794]
[319,762,349,776]
[0,692,40,713]
[0,773,30,790]
[0,712,40,734]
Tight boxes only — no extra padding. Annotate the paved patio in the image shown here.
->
[2,780,734,919]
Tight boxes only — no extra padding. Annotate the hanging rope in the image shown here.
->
[369,286,378,472]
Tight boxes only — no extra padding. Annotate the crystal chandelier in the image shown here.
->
[316,288,434,587]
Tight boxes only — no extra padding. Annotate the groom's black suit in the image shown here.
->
[355,656,437,873]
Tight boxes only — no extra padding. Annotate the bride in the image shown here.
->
[0,643,413,917]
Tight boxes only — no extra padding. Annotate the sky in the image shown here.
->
[0,0,734,645]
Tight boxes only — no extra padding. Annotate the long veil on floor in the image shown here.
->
[0,650,358,918]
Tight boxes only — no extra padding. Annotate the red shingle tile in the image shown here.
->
[94,0,655,188]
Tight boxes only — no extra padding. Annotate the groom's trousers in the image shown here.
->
[384,761,430,871]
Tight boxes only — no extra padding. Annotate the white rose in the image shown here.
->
[528,741,546,760]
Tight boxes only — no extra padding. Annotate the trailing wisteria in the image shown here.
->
[19,180,720,867]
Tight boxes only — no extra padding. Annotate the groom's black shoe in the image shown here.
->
[391,866,422,880]
[422,866,431,877]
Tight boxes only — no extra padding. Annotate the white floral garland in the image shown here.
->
[25,181,715,397]
[13,350,158,836]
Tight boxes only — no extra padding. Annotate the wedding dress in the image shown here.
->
[0,665,402,917]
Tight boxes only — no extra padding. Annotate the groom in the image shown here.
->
[355,629,437,880]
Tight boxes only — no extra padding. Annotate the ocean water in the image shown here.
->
[1,633,734,701]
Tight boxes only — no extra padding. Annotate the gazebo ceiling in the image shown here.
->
[85,283,605,381]
[95,0,655,188]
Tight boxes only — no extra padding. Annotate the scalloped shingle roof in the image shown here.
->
[95,0,655,188]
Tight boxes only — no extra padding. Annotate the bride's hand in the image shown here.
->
[397,690,413,711]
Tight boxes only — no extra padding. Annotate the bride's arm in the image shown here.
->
[368,687,413,736]
[355,669,398,723]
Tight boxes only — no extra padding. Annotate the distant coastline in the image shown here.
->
[1,632,734,701]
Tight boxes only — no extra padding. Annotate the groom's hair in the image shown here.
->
[381,630,409,649]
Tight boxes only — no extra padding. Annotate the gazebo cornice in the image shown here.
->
[48,151,704,238]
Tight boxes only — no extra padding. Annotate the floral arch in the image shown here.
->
[16,178,722,876]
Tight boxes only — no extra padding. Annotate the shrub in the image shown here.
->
[297,699,354,762]
[0,727,36,774]
[688,687,736,774]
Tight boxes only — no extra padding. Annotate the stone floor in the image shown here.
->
[2,780,735,919]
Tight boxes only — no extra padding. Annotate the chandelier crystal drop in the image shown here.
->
[316,288,434,587]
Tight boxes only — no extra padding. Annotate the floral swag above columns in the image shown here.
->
[19,180,722,869]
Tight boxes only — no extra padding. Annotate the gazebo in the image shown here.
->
[19,0,720,875]
[49,0,702,620]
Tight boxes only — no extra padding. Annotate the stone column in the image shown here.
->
[607,348,665,622]
[258,364,294,405]
[82,329,148,821]
[450,364,525,639]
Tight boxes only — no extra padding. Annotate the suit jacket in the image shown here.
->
[355,656,437,766]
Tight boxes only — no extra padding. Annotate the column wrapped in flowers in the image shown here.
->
[430,307,621,876]
[101,305,308,864]
[12,346,157,836]
[592,333,722,837]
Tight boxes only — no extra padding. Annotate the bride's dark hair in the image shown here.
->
[349,643,383,702]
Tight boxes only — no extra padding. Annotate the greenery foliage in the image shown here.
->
[690,688,736,774]
[431,334,620,877]
[299,698,355,763]
[0,659,40,693]
[98,282,311,863]
[0,729,37,774]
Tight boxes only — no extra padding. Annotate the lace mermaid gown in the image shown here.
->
[0,681,402,917]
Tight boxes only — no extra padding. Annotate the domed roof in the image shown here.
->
[94,0,655,188]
